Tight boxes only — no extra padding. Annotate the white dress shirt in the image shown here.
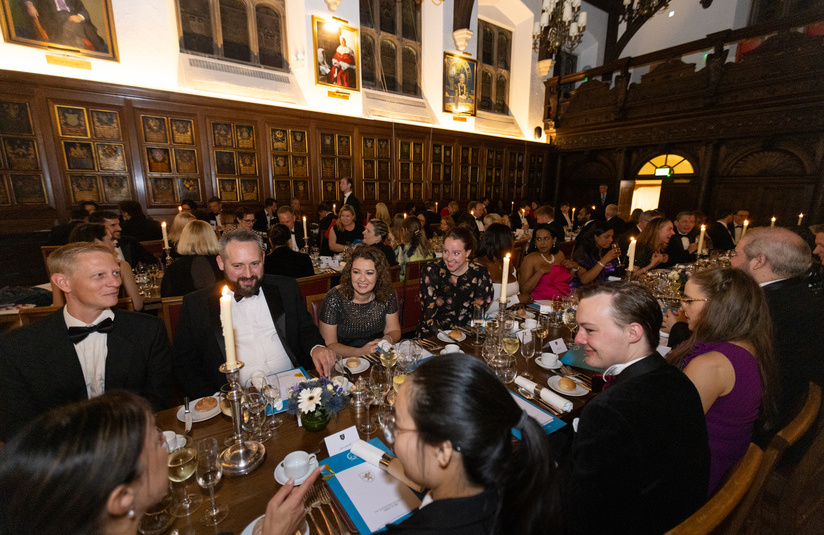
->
[228,288,293,384]
[64,307,114,399]
[603,354,651,379]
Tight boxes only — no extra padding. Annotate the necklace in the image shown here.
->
[540,253,555,264]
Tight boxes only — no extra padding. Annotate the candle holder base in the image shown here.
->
[219,439,266,476]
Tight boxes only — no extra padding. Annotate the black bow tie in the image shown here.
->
[67,318,114,343]
[234,293,244,302]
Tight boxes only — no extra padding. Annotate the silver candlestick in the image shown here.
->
[218,361,266,476]
[163,246,173,267]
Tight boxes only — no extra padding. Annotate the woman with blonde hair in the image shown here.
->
[329,204,365,253]
[169,211,196,252]
[161,220,222,297]
[389,212,406,248]
[395,216,434,279]
[375,202,391,226]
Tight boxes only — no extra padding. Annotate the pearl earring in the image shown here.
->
[127,506,135,519]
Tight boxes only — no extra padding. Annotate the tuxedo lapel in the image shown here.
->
[41,311,92,401]
[208,289,226,358]
[611,353,667,388]
[105,313,134,390]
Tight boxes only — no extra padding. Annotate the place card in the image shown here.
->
[324,425,360,456]
[546,337,568,354]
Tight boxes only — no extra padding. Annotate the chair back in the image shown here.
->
[665,443,764,535]
[720,382,821,534]
[140,240,165,260]
[558,240,574,258]
[403,260,429,282]
[159,296,184,341]
[40,245,60,275]
[305,294,326,327]
[297,273,333,299]
[401,279,422,334]
[388,264,401,283]
[17,305,61,327]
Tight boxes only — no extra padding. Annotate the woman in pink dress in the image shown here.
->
[519,224,573,301]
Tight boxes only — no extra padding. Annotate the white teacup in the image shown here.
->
[523,319,538,330]
[541,352,559,367]
[442,343,461,354]
[281,451,317,479]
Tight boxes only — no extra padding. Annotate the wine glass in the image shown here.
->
[380,347,398,371]
[167,435,202,517]
[396,340,421,373]
[196,438,228,526]
[502,333,520,361]
[520,329,536,379]
[536,314,551,353]
[370,366,390,402]
[358,378,378,435]
[562,297,579,347]
[251,371,284,431]
[243,390,269,443]
[472,305,485,345]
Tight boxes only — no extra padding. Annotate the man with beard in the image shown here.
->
[171,230,335,399]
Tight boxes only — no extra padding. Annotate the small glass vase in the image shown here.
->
[302,408,330,432]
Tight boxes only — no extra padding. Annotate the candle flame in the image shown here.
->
[505,252,511,259]
[630,237,636,243]
[744,220,749,225]
[178,206,182,211]
[701,225,705,230]
[161,221,166,228]
[303,216,306,221]
[799,213,804,217]
[221,286,229,297]
[771,217,776,221]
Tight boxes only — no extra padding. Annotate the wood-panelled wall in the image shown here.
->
[0,70,551,234]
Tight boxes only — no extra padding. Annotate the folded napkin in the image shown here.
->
[515,376,573,413]
[350,440,424,493]
[377,340,393,353]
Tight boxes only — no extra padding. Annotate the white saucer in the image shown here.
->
[547,375,588,397]
[535,356,562,370]
[274,455,319,486]
[336,357,369,374]
[176,395,221,422]
[438,330,466,343]
[240,514,309,535]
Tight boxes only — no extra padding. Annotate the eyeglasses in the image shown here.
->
[242,218,255,223]
[381,413,416,445]
[680,296,708,303]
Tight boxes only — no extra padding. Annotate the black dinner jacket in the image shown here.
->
[566,353,710,535]
[0,308,172,441]
[762,277,824,424]
[172,276,324,399]
[264,246,315,278]
[386,490,497,534]
[662,228,698,267]
[707,221,735,251]
[342,192,362,223]
[118,235,158,266]
[253,210,276,233]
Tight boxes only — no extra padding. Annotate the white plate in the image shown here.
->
[240,515,309,535]
[547,375,588,397]
[176,395,220,423]
[274,454,319,486]
[335,357,370,374]
[535,356,562,370]
[437,330,466,343]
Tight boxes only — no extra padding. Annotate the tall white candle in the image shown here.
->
[742,220,749,239]
[627,238,636,271]
[798,213,804,225]
[697,225,705,254]
[500,253,511,304]
[435,201,438,211]
[302,215,308,239]
[178,205,182,212]
[220,286,238,368]
[161,221,169,249]
[511,201,514,210]
[571,207,576,220]
[771,217,776,227]
[333,203,336,214]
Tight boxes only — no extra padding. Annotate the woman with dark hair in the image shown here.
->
[519,223,572,300]
[667,267,778,494]
[385,354,561,534]
[0,391,317,535]
[630,218,675,277]
[569,221,620,287]
[395,216,434,279]
[161,220,223,297]
[58,223,144,310]
[362,219,399,266]
[389,212,405,248]
[320,246,401,357]
[329,204,365,253]
[417,226,493,337]
[475,223,532,315]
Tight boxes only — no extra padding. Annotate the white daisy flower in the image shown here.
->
[298,387,323,413]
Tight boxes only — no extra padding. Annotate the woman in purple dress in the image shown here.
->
[667,267,778,494]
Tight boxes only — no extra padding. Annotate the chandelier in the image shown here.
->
[620,0,671,23]
[532,0,587,65]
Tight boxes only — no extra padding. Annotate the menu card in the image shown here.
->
[509,391,567,439]
[324,438,424,534]
[265,367,309,414]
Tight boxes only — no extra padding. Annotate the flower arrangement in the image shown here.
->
[286,377,350,417]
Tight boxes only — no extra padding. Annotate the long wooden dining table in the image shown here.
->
[154,325,598,535]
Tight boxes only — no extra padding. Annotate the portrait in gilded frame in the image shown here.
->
[312,15,359,91]
[443,52,477,116]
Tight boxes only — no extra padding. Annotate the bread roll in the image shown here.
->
[558,377,577,391]
[346,357,360,369]
[195,396,217,412]
[449,330,463,340]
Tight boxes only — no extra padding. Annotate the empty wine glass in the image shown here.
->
[167,435,202,517]
[196,438,228,526]
[370,366,390,401]
[520,329,536,380]
[243,390,269,443]
[472,305,485,345]
[397,340,421,373]
[358,378,378,435]
[250,371,283,431]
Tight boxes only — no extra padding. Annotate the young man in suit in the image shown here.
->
[662,211,698,267]
[340,177,362,223]
[89,211,157,266]
[0,242,171,440]
[277,205,306,251]
[731,227,824,424]
[706,209,735,252]
[172,230,335,399]
[264,224,314,279]
[253,197,277,233]
[566,282,709,534]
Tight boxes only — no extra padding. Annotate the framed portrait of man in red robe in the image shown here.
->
[312,15,360,92]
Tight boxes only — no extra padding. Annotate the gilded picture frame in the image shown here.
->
[95,143,126,171]
[55,105,88,138]
[178,178,201,202]
[312,15,360,91]
[443,52,477,116]
[141,115,168,144]
[0,100,33,134]
[0,0,119,61]
[90,109,121,140]
[101,174,130,203]
[170,118,195,145]
[69,174,100,203]
[10,173,47,204]
[3,137,39,170]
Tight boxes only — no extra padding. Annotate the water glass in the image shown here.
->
[520,330,536,380]
[491,353,517,384]
[196,438,228,526]
[472,305,485,345]
[250,371,284,431]
[243,390,269,443]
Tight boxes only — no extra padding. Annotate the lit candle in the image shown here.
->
[435,201,438,211]
[403,213,407,219]
[333,203,336,214]
[161,221,169,249]
[771,217,776,227]
[627,238,636,271]
[591,205,596,210]
[302,215,308,239]
[500,253,511,304]
[571,207,576,220]
[798,213,804,225]
[742,219,749,239]
[178,205,182,212]
[511,201,515,210]
[471,210,474,217]
[697,225,705,254]
[220,286,238,368]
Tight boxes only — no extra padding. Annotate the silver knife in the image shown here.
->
[183,397,192,434]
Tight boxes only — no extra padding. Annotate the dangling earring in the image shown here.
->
[127,505,135,519]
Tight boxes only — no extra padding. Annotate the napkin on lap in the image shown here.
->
[515,376,573,413]
[351,440,424,492]
[377,340,393,352]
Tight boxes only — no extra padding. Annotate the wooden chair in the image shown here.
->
[392,281,405,325]
[40,245,60,274]
[558,241,574,258]
[140,240,165,260]
[296,272,333,299]
[159,296,184,341]
[721,382,821,534]
[304,294,326,327]
[401,279,422,335]
[17,304,61,327]
[388,264,401,283]
[665,443,764,535]
[403,260,430,282]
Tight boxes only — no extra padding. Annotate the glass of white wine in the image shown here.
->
[167,435,202,517]
[536,314,551,352]
[380,348,398,371]
[502,334,520,359]
[358,378,378,435]
[472,305,485,345]
[196,438,228,526]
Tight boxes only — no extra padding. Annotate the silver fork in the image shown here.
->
[309,485,338,535]
[560,365,591,382]
[304,496,324,535]
[318,485,349,535]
